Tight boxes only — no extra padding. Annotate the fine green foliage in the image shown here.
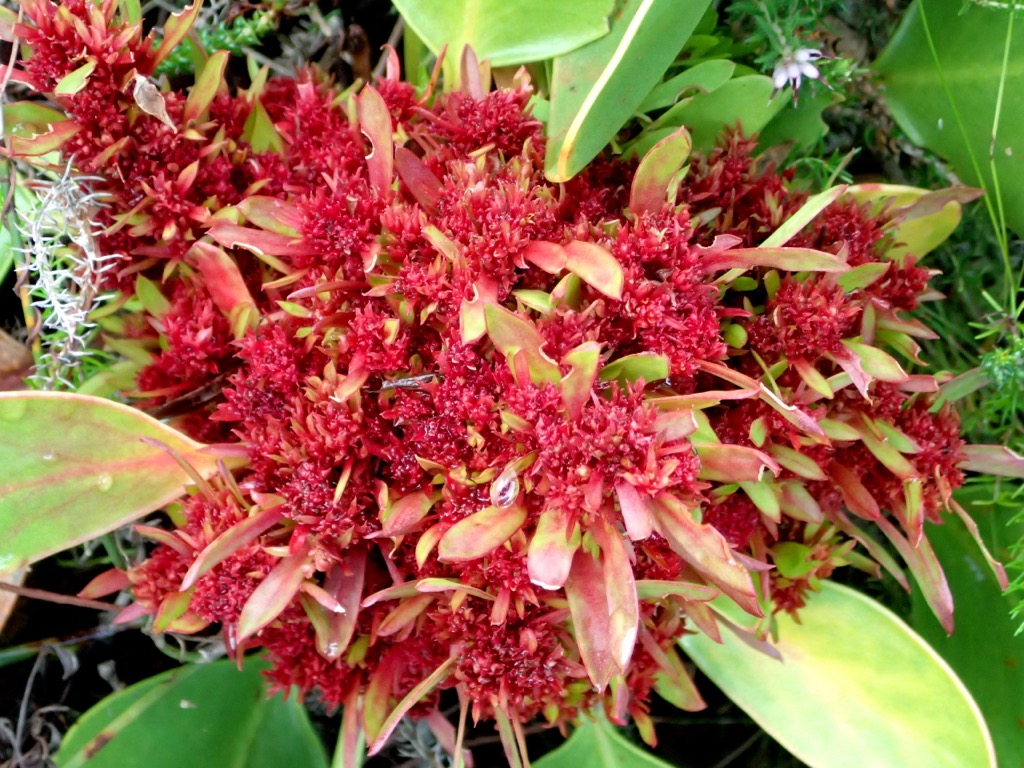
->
[533,715,675,768]
[0,391,222,573]
[682,581,996,768]
[910,484,1024,768]
[545,0,713,181]
[392,0,615,85]
[55,657,328,768]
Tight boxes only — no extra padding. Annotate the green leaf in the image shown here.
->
[533,715,674,768]
[646,75,787,153]
[546,0,713,182]
[599,353,669,384]
[0,392,221,574]
[55,658,328,768]
[142,0,204,73]
[638,59,736,113]
[682,581,996,768]
[761,185,848,248]
[875,0,1024,236]
[437,503,527,562]
[629,126,691,216]
[911,485,1024,768]
[53,60,97,96]
[757,87,840,151]
[846,183,971,259]
[392,0,615,84]
[183,49,228,123]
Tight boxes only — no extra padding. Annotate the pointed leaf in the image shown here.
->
[483,303,560,384]
[701,246,849,274]
[694,443,780,483]
[615,482,652,540]
[437,503,527,562]
[183,50,228,123]
[522,241,568,273]
[841,340,908,383]
[237,197,304,237]
[54,60,97,95]
[237,552,311,641]
[761,185,848,248]
[377,490,435,537]
[528,506,579,589]
[395,146,443,213]
[564,241,623,299]
[683,581,994,768]
[960,444,1024,478]
[141,0,203,73]
[180,504,284,591]
[590,515,639,672]
[358,86,394,198]
[187,242,257,322]
[876,515,954,634]
[207,222,314,260]
[629,126,691,216]
[564,548,616,691]
[649,493,760,617]
[8,120,80,156]
[561,341,601,418]
[366,656,457,755]
[0,392,220,574]
[837,261,891,292]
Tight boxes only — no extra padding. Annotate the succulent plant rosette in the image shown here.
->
[4,0,1016,761]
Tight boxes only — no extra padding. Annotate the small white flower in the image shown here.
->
[772,48,825,103]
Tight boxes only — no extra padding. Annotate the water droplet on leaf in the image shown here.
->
[489,466,519,508]
[96,473,113,491]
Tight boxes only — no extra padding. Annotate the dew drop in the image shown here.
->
[489,466,520,508]
[96,473,114,491]
[41,451,57,463]
[324,641,341,659]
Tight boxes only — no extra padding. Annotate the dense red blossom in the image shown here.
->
[15,2,999,752]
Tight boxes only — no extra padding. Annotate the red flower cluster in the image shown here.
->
[14,0,1006,758]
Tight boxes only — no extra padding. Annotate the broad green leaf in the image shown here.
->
[392,0,615,84]
[757,87,839,151]
[637,59,736,113]
[846,183,972,259]
[533,715,673,768]
[56,658,328,768]
[646,75,787,153]
[911,485,1024,768]
[546,0,713,181]
[682,581,996,768]
[875,0,1024,236]
[0,392,221,574]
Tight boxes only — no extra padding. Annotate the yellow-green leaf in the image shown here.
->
[0,392,221,574]
[682,582,995,768]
